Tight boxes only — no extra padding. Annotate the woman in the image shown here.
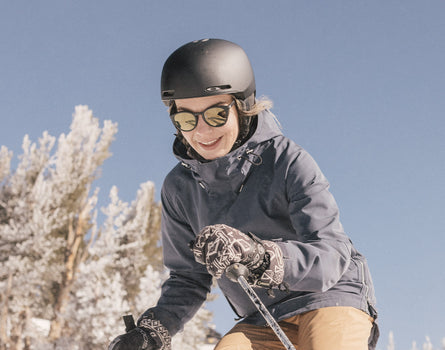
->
[109,38,379,350]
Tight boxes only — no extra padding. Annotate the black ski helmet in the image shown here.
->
[161,38,256,108]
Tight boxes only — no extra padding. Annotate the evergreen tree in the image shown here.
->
[422,336,433,350]
[0,106,213,349]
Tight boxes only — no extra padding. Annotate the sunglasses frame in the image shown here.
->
[170,100,236,132]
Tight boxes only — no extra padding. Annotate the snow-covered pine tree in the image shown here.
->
[387,331,395,350]
[1,105,116,348]
[422,336,433,350]
[57,182,163,349]
[0,106,214,349]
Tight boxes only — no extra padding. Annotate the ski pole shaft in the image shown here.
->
[226,263,296,350]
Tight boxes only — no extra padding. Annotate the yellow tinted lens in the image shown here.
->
[174,112,197,131]
[204,107,228,126]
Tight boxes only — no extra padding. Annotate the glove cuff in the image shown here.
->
[138,313,171,350]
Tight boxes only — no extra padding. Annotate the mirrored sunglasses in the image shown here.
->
[170,100,235,132]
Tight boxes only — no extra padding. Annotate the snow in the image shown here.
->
[198,345,216,350]
[31,318,50,337]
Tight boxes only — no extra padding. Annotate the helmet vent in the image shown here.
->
[162,90,175,98]
[205,85,231,92]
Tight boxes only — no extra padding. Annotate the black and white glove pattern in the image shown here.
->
[108,313,171,350]
[192,224,284,288]
[257,240,285,288]
[138,314,171,350]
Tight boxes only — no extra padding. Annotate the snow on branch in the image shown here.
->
[386,331,445,350]
[0,146,12,184]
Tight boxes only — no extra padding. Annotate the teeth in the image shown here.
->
[200,138,219,146]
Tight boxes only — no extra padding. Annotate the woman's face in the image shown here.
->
[174,94,239,160]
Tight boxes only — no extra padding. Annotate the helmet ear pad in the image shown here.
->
[161,39,256,106]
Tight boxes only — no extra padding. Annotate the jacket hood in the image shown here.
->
[171,110,283,191]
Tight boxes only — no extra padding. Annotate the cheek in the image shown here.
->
[229,130,238,144]
[227,119,240,142]
[181,132,194,145]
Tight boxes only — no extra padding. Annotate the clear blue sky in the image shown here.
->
[1,1,444,348]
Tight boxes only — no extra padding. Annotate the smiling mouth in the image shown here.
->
[198,137,222,147]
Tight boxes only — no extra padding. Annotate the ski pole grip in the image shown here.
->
[226,263,250,282]
[123,315,136,332]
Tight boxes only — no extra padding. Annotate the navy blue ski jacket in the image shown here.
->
[146,109,378,347]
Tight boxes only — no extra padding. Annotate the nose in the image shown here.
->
[193,114,213,134]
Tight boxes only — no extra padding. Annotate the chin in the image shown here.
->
[200,152,223,160]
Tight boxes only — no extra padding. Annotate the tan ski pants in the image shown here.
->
[214,306,374,350]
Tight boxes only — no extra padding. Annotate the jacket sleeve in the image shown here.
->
[276,148,352,292]
[143,180,212,336]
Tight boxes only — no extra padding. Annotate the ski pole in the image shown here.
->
[226,263,296,350]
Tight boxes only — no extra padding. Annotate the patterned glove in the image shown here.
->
[192,224,284,288]
[257,240,285,289]
[108,313,171,350]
